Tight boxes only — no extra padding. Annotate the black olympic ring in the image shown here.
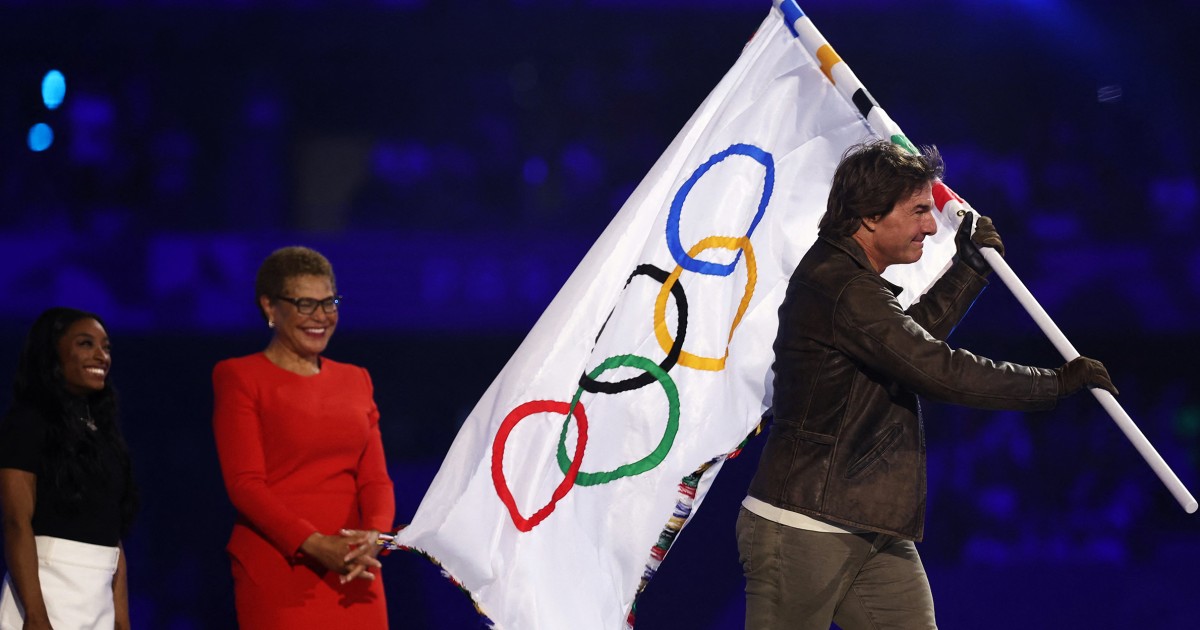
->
[578,263,689,395]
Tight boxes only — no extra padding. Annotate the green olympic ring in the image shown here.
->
[556,353,680,486]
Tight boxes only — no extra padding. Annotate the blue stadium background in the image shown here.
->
[1,0,1198,627]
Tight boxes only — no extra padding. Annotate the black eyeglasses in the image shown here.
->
[275,295,342,315]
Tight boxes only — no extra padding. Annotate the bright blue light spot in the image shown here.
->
[523,157,548,185]
[28,123,54,151]
[42,70,66,110]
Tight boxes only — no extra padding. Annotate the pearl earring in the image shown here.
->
[268,320,275,329]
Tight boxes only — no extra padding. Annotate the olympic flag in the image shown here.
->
[393,2,966,627]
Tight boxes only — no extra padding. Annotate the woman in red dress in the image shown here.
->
[212,246,394,628]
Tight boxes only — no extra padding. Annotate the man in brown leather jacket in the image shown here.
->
[736,140,1116,629]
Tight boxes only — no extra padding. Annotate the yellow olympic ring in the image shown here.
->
[653,235,756,371]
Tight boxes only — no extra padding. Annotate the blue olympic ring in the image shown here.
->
[665,143,774,277]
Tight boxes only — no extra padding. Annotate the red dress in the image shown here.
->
[212,353,395,629]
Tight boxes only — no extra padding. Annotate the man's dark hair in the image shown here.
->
[819,140,945,236]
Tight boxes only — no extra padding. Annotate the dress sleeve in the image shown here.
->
[212,361,318,556]
[354,368,395,533]
[0,406,46,474]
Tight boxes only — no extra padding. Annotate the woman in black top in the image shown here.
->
[0,307,137,630]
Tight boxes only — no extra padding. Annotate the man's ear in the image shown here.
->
[860,214,881,233]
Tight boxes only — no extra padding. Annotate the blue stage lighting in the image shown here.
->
[42,69,67,110]
[28,123,54,151]
[523,156,548,185]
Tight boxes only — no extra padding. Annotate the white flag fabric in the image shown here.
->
[395,2,964,628]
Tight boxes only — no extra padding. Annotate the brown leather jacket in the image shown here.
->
[747,231,1060,541]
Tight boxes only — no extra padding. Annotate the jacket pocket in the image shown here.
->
[750,423,835,509]
[845,423,902,479]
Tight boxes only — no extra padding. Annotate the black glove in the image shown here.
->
[954,214,1005,276]
[1056,356,1118,397]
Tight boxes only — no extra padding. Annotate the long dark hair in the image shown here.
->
[12,307,138,535]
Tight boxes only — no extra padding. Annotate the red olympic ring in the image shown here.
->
[491,399,589,532]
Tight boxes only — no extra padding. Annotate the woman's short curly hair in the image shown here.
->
[254,246,336,320]
[819,140,944,236]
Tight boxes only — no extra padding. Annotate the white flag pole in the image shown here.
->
[776,0,1197,513]
[980,247,1198,513]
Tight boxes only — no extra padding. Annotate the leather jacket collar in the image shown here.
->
[816,229,905,298]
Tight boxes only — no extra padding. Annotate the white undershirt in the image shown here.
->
[741,495,865,534]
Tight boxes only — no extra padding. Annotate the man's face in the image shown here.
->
[862,182,937,271]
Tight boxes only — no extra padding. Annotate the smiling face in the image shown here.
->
[261,274,338,362]
[56,317,111,396]
[854,181,937,273]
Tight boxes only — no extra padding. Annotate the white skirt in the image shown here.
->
[0,536,120,630]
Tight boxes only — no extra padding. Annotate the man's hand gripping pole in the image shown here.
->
[943,186,1197,514]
